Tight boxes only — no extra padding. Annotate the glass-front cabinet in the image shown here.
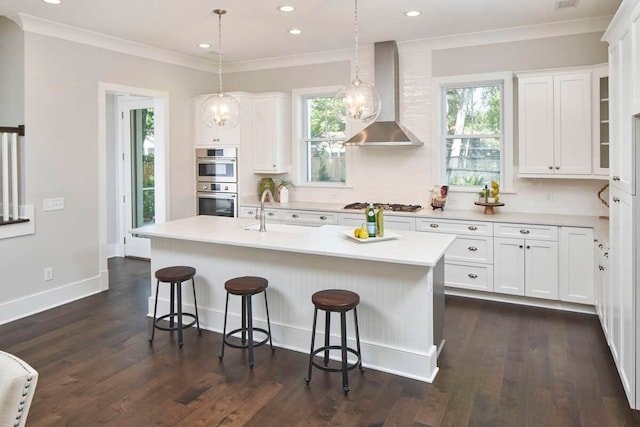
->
[593,64,609,175]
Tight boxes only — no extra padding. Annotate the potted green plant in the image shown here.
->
[275,179,295,203]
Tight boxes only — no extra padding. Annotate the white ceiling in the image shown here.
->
[0,0,621,64]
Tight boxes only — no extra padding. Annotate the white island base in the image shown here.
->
[136,217,453,383]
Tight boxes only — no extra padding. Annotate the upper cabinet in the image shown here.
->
[251,92,291,174]
[518,69,596,178]
[593,65,610,176]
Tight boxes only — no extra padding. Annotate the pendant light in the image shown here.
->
[334,0,381,124]
[201,9,240,128]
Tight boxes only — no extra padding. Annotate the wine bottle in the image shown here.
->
[366,203,377,237]
[376,206,384,237]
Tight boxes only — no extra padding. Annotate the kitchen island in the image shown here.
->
[132,215,456,382]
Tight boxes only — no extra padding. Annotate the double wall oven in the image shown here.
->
[196,148,238,217]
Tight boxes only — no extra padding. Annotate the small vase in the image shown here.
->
[279,186,289,204]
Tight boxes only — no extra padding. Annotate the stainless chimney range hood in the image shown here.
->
[345,40,423,146]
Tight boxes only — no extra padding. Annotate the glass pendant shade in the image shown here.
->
[202,93,240,128]
[335,77,381,124]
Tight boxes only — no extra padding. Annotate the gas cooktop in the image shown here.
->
[343,202,423,213]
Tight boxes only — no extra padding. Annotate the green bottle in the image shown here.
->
[366,203,377,237]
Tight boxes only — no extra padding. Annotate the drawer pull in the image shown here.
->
[599,265,604,271]
[604,252,608,258]
[468,246,478,252]
[292,214,299,219]
[555,166,560,170]
[613,197,620,203]
[548,166,553,170]
[598,243,604,249]
[468,273,478,279]
[320,215,327,220]
[268,212,275,217]
[519,229,530,234]
[429,224,439,228]
[613,176,621,181]
[468,226,478,231]
[247,210,254,215]
[526,245,531,249]
[519,245,523,249]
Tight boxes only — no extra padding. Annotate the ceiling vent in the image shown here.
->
[555,0,579,9]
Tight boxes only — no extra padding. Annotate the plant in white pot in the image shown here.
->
[275,179,295,203]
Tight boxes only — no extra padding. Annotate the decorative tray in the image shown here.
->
[340,229,401,243]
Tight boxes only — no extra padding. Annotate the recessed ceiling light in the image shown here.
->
[43,0,62,4]
[288,28,302,35]
[405,11,421,17]
[278,5,295,12]
[198,43,211,49]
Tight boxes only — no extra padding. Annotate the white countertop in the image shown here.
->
[132,216,456,267]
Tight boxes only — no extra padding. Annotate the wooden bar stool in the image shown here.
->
[304,289,364,393]
[149,266,201,347]
[219,276,274,368]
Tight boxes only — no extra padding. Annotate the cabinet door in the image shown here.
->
[592,65,610,176]
[252,94,290,173]
[194,94,242,147]
[518,76,555,174]
[610,187,635,402]
[611,35,636,195]
[524,240,558,300]
[494,237,525,296]
[558,227,594,304]
[553,73,592,175]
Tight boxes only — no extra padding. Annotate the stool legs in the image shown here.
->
[192,278,202,335]
[219,293,230,360]
[176,282,184,347]
[246,295,255,367]
[264,292,274,351]
[304,307,319,384]
[149,277,200,347]
[149,279,161,342]
[354,307,364,372]
[324,312,331,366]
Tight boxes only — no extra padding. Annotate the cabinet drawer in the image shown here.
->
[339,213,415,230]
[494,223,558,241]
[445,261,494,292]
[239,206,282,221]
[446,236,493,263]
[416,218,493,236]
[283,210,337,226]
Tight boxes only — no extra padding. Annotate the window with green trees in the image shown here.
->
[442,82,502,187]
[302,95,346,183]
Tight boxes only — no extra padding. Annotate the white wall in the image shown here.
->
[0,17,24,125]
[226,32,609,217]
[0,28,217,324]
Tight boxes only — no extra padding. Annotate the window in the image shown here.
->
[293,86,348,186]
[433,73,513,192]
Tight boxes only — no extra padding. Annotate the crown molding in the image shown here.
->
[8,13,217,73]
[6,12,613,75]
[603,0,638,43]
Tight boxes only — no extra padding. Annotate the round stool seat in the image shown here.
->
[312,289,360,312]
[225,276,268,295]
[155,266,196,283]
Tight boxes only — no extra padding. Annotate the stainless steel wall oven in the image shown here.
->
[196,148,238,217]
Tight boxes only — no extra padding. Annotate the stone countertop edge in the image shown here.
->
[131,216,457,268]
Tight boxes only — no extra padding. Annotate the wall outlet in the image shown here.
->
[43,198,64,211]
[44,267,53,281]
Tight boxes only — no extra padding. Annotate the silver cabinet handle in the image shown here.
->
[247,210,255,215]
[468,226,478,231]
[548,166,553,170]
[613,197,620,203]
[604,252,609,258]
[430,224,439,228]
[555,166,560,170]
[519,245,523,249]
[267,212,275,217]
[526,245,531,249]
[291,214,299,218]
[599,265,604,271]
[598,243,604,249]
[468,246,478,252]
[320,215,327,220]
[613,176,621,181]
[468,273,478,279]
[519,229,530,234]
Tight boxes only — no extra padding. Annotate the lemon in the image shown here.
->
[359,227,369,239]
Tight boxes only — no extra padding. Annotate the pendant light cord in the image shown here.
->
[354,0,359,81]
[217,11,224,95]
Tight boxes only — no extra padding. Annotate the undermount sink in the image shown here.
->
[243,223,309,233]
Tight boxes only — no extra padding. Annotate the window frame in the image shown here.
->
[431,72,514,193]
[291,85,352,188]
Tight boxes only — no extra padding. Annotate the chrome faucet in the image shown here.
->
[259,189,275,232]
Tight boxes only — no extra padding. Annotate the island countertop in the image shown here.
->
[132,215,456,267]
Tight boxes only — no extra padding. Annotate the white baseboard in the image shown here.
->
[0,275,103,325]
[107,243,122,258]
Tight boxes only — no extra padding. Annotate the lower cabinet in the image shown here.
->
[282,210,337,226]
[559,227,594,304]
[494,237,559,299]
[594,236,610,341]
[338,213,416,230]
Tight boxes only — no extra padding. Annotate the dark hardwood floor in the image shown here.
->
[1,257,639,426]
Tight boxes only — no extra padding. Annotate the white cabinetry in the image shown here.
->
[238,206,283,222]
[338,213,416,231]
[416,218,494,292]
[493,223,559,299]
[592,65,610,176]
[518,71,592,177]
[594,236,610,342]
[194,93,249,147]
[252,93,290,174]
[610,187,635,403]
[558,227,594,304]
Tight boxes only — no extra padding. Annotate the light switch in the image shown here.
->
[43,198,64,211]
